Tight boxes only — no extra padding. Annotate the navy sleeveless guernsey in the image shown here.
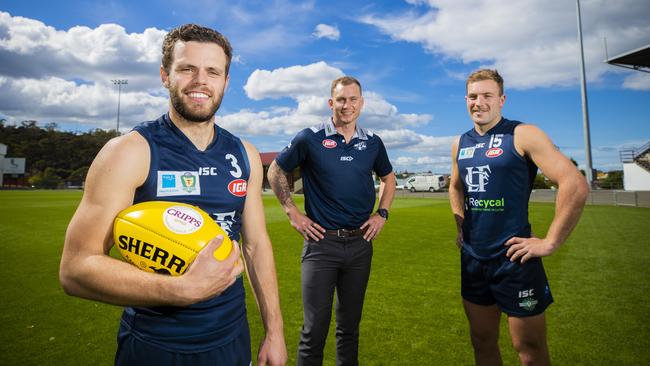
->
[457,118,537,260]
[119,114,250,352]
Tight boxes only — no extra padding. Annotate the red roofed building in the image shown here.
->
[259,152,301,192]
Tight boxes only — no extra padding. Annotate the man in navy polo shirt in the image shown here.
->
[268,76,396,366]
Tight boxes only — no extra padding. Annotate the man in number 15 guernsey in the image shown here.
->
[449,69,589,366]
[59,24,287,366]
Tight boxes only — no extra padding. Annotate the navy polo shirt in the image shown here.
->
[275,119,393,230]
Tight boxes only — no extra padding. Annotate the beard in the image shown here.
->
[169,83,223,123]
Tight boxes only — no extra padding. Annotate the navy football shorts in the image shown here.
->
[460,247,554,317]
[114,322,251,366]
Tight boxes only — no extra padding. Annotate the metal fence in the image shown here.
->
[395,189,650,208]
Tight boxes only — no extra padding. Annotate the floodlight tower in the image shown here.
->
[576,0,594,188]
[111,79,128,135]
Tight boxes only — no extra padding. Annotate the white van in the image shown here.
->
[405,175,446,192]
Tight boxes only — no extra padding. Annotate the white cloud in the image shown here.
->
[237,61,433,136]
[362,92,432,130]
[385,130,456,172]
[393,155,451,172]
[0,12,164,85]
[379,128,455,153]
[360,0,650,90]
[0,76,167,131]
[313,23,340,41]
[243,61,343,100]
[218,106,323,136]
[622,72,650,90]
[0,11,168,128]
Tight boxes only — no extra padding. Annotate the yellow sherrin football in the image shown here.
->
[113,201,232,276]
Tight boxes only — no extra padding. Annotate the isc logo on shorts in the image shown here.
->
[228,179,247,197]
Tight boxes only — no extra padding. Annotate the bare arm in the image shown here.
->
[240,142,287,366]
[59,132,242,307]
[505,124,590,262]
[267,160,325,241]
[361,172,396,241]
[449,137,465,248]
[377,172,396,211]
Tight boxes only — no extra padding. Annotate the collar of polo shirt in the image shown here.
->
[325,118,369,141]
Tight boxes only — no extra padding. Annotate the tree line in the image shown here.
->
[0,119,623,189]
[0,120,118,188]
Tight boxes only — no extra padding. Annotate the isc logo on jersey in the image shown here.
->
[228,179,247,197]
[322,139,337,149]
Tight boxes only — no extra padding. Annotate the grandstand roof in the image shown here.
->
[259,152,278,166]
[605,44,650,72]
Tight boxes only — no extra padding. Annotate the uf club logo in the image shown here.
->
[465,165,491,192]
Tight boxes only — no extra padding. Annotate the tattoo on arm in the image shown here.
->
[268,163,296,210]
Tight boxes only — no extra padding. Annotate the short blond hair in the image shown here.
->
[466,69,504,96]
[331,76,362,96]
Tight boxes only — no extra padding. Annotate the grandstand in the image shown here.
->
[620,141,650,191]
[605,43,650,73]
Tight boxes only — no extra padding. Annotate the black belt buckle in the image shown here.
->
[336,229,349,238]
[338,228,362,237]
[325,228,363,237]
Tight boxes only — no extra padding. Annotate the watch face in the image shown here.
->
[378,209,388,219]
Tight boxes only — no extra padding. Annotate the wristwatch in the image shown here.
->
[377,208,389,220]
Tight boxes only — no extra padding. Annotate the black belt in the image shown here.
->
[324,228,366,238]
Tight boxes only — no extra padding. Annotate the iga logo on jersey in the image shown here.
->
[228,179,247,197]
[322,139,337,149]
[485,148,503,158]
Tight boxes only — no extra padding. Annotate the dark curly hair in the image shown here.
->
[162,24,233,75]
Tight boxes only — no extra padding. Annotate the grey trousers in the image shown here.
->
[297,233,373,366]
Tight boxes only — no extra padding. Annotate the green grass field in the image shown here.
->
[1,190,649,365]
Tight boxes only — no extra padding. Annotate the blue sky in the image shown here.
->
[1,0,648,173]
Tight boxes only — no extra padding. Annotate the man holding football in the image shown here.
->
[449,69,589,365]
[267,76,396,366]
[60,24,286,366]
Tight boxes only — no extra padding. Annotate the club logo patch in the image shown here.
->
[485,148,503,158]
[465,165,491,192]
[228,179,247,197]
[181,172,197,192]
[322,139,337,149]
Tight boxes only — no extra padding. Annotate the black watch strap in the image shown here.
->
[377,208,389,220]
